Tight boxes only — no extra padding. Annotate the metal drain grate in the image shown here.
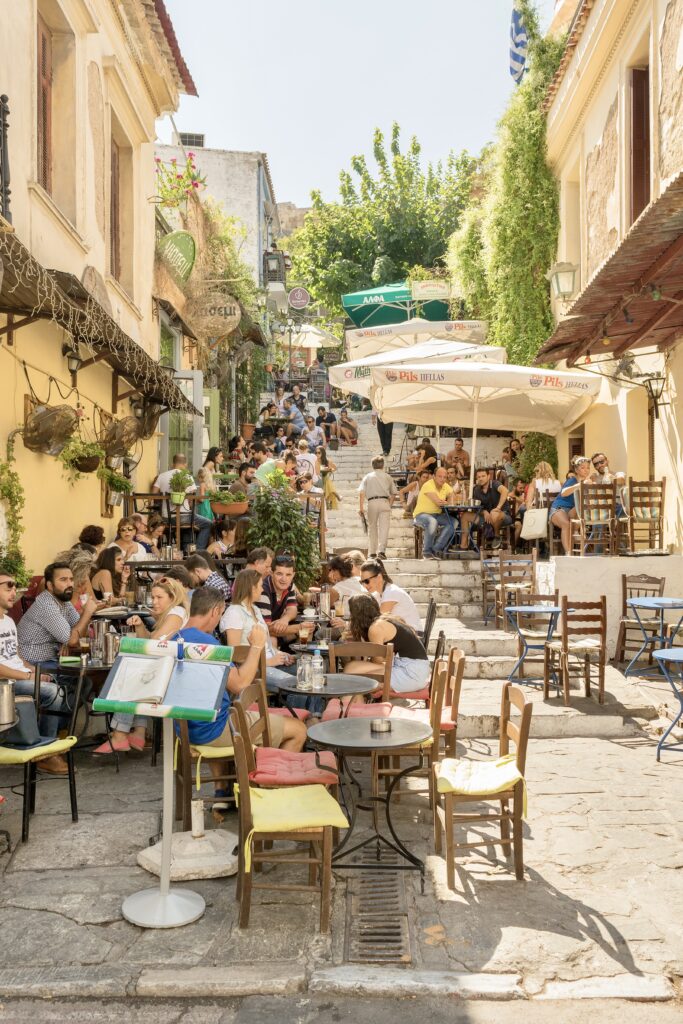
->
[344,850,412,964]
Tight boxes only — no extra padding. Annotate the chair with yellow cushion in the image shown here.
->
[433,683,531,888]
[229,708,347,932]
[0,672,83,843]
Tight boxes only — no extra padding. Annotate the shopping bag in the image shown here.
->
[521,508,549,540]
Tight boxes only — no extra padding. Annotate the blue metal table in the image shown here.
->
[652,649,683,761]
[505,604,561,686]
[625,597,683,677]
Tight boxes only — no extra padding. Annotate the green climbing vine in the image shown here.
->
[448,1,566,365]
[0,440,30,585]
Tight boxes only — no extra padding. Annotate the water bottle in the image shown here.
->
[177,635,185,661]
[311,653,325,691]
[297,655,312,690]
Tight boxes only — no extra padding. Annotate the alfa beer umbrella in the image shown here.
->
[345,317,488,361]
[329,337,507,400]
[341,284,450,329]
[369,360,603,493]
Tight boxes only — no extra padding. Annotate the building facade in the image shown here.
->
[541,0,683,551]
[0,0,196,570]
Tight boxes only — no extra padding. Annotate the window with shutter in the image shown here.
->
[110,139,121,281]
[630,67,650,225]
[37,16,52,193]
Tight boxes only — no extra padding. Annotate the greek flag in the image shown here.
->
[510,3,528,84]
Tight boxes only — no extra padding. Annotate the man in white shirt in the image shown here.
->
[302,416,326,450]
[0,568,70,774]
[152,453,213,548]
[358,456,397,559]
[295,440,317,477]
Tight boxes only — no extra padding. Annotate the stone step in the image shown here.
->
[429,626,517,657]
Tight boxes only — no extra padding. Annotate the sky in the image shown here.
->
[158,0,558,208]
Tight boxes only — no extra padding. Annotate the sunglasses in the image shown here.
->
[0,580,17,589]
[593,459,606,467]
[361,574,379,586]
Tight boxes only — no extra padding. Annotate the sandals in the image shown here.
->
[127,735,147,753]
[93,737,130,756]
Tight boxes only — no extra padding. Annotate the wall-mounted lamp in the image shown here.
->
[643,374,667,418]
[546,261,579,302]
[130,397,145,419]
[62,342,83,384]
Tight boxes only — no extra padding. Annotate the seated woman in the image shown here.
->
[549,455,593,554]
[273,425,287,455]
[135,513,167,555]
[398,469,431,517]
[108,517,148,561]
[90,548,131,603]
[221,568,297,693]
[207,519,236,558]
[339,409,358,444]
[195,467,214,523]
[93,578,190,756]
[202,446,225,491]
[414,442,438,475]
[359,558,422,632]
[525,461,562,510]
[258,402,278,426]
[342,594,430,694]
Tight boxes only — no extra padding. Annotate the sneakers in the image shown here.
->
[490,537,502,550]
[378,552,387,559]
[424,553,438,560]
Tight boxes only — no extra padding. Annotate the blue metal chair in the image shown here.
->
[652,649,683,761]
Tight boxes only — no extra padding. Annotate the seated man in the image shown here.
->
[0,565,71,775]
[295,439,317,476]
[288,384,307,413]
[246,546,274,579]
[251,442,279,485]
[459,468,512,551]
[413,466,457,560]
[283,398,306,439]
[316,405,338,441]
[18,561,101,668]
[184,554,230,605]
[257,553,300,654]
[302,415,326,450]
[443,437,470,475]
[446,466,467,500]
[229,462,257,497]
[175,588,306,807]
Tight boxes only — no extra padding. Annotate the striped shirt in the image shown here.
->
[17,591,79,665]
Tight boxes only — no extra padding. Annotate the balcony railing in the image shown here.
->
[0,94,11,224]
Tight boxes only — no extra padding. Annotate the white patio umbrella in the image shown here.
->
[291,324,340,349]
[369,361,603,493]
[345,318,488,361]
[329,337,507,400]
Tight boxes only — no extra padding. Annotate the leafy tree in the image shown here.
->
[247,471,321,590]
[447,1,566,364]
[289,124,476,317]
[516,433,559,482]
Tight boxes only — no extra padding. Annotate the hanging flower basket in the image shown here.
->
[73,455,102,474]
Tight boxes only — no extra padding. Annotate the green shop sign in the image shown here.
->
[158,231,196,282]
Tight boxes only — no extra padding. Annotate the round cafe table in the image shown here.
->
[625,597,683,677]
[308,716,432,889]
[274,673,378,717]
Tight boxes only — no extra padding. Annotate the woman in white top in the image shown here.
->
[221,568,296,692]
[327,554,365,616]
[108,517,148,561]
[93,578,189,756]
[359,559,422,632]
[526,461,562,509]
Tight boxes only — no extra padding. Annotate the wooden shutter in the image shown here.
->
[648,402,656,479]
[110,139,121,280]
[630,68,651,224]
[37,16,52,192]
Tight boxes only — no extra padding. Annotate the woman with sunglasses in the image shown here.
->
[549,455,594,553]
[343,594,430,693]
[93,578,190,756]
[358,559,422,632]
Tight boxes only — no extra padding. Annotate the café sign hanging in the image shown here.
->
[157,231,196,282]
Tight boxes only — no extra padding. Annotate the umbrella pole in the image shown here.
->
[469,391,480,498]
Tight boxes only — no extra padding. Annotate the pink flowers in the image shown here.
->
[187,152,195,159]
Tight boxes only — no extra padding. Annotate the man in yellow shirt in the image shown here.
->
[413,467,457,560]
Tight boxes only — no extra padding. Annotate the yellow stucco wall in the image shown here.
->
[0,0,182,572]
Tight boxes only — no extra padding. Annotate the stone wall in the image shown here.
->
[585,96,619,279]
[659,0,683,181]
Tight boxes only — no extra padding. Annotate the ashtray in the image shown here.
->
[370,718,392,733]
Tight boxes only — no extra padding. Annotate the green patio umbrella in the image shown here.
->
[341,282,449,327]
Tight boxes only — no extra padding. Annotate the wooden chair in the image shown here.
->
[174,647,267,830]
[493,551,537,630]
[480,558,501,625]
[413,523,423,558]
[622,478,666,551]
[328,641,394,700]
[376,661,449,809]
[433,683,532,888]
[614,573,666,666]
[443,647,466,757]
[572,480,618,556]
[511,589,560,680]
[543,596,607,706]
[229,708,346,932]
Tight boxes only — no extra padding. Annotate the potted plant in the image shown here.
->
[97,465,133,507]
[209,488,249,517]
[246,475,320,590]
[57,437,105,481]
[169,468,193,505]
[240,422,256,442]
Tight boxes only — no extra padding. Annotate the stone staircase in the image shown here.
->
[319,409,656,741]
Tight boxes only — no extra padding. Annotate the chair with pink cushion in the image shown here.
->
[232,644,312,722]
[390,647,465,758]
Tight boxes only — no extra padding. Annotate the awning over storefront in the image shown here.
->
[0,229,200,414]
[537,170,683,366]
[155,297,198,340]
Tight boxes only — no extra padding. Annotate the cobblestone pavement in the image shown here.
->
[0,732,682,1002]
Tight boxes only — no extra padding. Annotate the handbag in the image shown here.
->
[2,695,52,748]
[521,507,549,540]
